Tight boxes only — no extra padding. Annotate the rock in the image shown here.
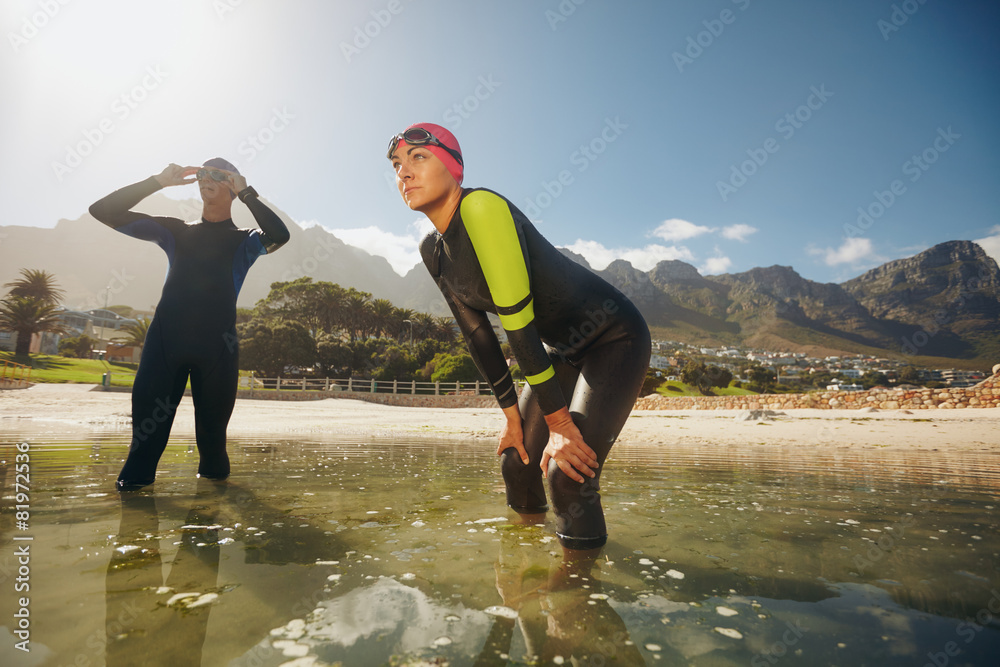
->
[859,406,879,413]
[993,363,1000,376]
[735,409,786,422]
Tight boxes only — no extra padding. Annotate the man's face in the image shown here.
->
[197,167,233,203]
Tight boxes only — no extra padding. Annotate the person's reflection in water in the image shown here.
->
[476,519,646,666]
[105,479,226,666]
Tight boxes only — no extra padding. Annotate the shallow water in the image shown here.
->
[1,434,999,666]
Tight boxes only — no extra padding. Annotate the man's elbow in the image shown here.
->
[269,229,291,251]
[88,201,107,222]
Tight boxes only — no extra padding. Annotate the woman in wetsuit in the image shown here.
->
[89,158,290,491]
[387,123,651,551]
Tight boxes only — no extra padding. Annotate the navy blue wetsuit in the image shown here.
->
[90,177,289,489]
[421,188,651,549]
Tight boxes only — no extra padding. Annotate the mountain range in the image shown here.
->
[2,193,997,369]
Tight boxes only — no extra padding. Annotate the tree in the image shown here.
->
[430,353,480,383]
[897,366,922,386]
[641,368,664,396]
[0,296,68,356]
[343,289,373,341]
[316,334,353,376]
[372,344,419,381]
[369,298,397,338]
[111,318,151,349]
[59,334,95,358]
[4,269,64,304]
[238,320,316,377]
[680,361,732,394]
[746,365,777,393]
[860,370,890,390]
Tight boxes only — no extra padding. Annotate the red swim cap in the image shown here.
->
[399,122,464,186]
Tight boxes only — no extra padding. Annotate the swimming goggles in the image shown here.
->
[387,128,464,166]
[196,168,230,182]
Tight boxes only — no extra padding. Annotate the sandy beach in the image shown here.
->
[2,383,998,452]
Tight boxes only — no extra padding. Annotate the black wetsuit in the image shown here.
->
[90,177,289,490]
[421,188,651,549]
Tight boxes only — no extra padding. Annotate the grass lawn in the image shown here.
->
[655,380,758,397]
[1,351,137,387]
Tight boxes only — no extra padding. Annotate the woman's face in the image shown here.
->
[390,144,457,212]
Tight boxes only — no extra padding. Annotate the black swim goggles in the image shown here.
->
[196,168,230,182]
[387,128,464,166]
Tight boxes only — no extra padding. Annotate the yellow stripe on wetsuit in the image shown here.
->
[461,190,554,385]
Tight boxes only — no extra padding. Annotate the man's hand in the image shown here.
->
[226,171,248,196]
[153,163,198,187]
[540,408,597,483]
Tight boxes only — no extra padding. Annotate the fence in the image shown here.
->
[0,359,32,388]
[238,376,523,397]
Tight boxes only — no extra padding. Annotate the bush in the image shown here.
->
[58,335,94,358]
[430,353,480,383]
[641,368,664,396]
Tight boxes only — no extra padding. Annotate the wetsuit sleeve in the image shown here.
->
[240,189,290,253]
[88,176,177,249]
[460,191,566,415]
[421,234,518,408]
[89,176,165,229]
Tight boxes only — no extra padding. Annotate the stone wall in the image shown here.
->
[634,373,1000,411]
[235,388,496,409]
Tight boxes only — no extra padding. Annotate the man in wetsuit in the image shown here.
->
[89,158,290,491]
[389,124,651,551]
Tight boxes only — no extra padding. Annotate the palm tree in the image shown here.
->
[343,290,372,342]
[111,318,151,349]
[0,296,68,356]
[433,316,458,344]
[370,299,397,338]
[4,269,65,305]
[410,312,436,341]
[393,307,415,343]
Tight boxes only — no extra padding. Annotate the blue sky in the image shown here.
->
[3,0,998,284]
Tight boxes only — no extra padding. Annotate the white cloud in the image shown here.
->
[975,225,1000,266]
[808,237,879,266]
[565,240,695,271]
[650,218,716,243]
[700,255,732,274]
[330,218,431,275]
[721,224,758,242]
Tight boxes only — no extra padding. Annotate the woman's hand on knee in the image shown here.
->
[540,409,598,483]
[497,405,529,464]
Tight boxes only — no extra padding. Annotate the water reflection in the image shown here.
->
[1,434,999,666]
[106,485,223,666]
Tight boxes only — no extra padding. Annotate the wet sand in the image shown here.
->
[2,383,998,452]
